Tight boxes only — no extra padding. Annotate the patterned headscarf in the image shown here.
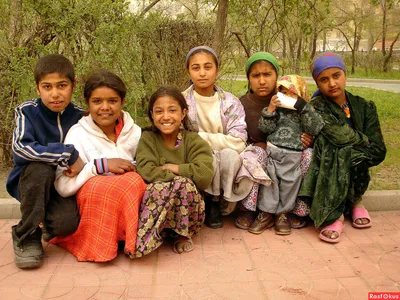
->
[245,52,280,78]
[310,52,346,81]
[277,74,310,102]
[185,46,219,68]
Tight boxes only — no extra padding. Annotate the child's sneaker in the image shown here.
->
[12,225,43,269]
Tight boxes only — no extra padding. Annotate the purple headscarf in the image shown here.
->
[310,52,346,81]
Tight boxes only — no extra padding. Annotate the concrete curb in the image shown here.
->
[1,190,399,219]
[0,198,22,219]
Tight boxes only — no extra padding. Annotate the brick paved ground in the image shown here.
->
[0,211,399,300]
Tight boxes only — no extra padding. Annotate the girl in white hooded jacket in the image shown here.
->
[51,71,146,262]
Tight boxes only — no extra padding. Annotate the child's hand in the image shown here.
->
[64,156,85,177]
[108,158,136,174]
[253,142,267,150]
[267,95,281,113]
[160,163,179,175]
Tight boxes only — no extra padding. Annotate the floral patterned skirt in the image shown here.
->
[131,176,205,258]
[241,146,267,211]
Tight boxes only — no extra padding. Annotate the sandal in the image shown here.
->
[288,213,307,229]
[352,207,372,229]
[319,220,344,243]
[173,236,194,254]
[235,211,256,230]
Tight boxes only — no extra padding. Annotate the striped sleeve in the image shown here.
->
[12,101,78,167]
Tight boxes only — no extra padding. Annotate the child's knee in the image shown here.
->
[22,162,55,182]
[49,212,80,236]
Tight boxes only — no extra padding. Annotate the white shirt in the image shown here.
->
[54,111,141,197]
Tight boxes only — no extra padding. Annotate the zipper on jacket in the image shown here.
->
[57,113,63,142]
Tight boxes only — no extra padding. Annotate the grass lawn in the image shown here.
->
[218,79,400,190]
[345,68,400,80]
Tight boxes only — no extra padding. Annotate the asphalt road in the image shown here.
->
[305,77,400,94]
[228,75,400,93]
[344,81,400,93]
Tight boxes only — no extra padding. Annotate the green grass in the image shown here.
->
[346,87,400,190]
[345,68,400,80]
[219,80,400,190]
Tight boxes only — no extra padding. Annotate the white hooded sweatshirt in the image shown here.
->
[54,111,141,197]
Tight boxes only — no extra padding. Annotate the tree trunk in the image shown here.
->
[282,32,287,58]
[351,24,358,74]
[381,0,387,56]
[351,50,356,74]
[310,0,318,58]
[295,31,302,73]
[212,0,229,57]
[9,0,22,46]
[311,28,317,59]
[383,31,400,72]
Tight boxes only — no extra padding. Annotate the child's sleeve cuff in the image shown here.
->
[68,148,80,165]
[94,158,109,174]
[294,97,307,111]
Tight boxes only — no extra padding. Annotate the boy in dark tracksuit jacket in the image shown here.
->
[6,54,84,269]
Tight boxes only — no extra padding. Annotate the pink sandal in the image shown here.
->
[319,220,344,243]
[352,207,372,229]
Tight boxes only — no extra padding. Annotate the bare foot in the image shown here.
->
[320,216,344,242]
[354,217,370,226]
[288,214,306,229]
[352,202,371,227]
[321,230,340,240]
[174,237,194,254]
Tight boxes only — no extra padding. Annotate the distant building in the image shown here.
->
[373,40,400,52]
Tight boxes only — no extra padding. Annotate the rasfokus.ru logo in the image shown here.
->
[369,292,400,299]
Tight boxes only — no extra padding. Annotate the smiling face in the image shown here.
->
[188,51,218,96]
[151,95,187,140]
[88,86,124,133]
[248,60,277,98]
[36,73,75,112]
[316,67,347,104]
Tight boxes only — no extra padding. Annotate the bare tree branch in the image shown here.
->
[140,0,163,17]
[231,31,250,58]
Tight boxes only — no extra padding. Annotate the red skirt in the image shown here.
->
[51,172,146,262]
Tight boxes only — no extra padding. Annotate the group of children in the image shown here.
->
[7,47,386,270]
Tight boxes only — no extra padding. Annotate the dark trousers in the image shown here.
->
[14,162,80,242]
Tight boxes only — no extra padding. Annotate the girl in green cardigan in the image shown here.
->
[132,86,214,256]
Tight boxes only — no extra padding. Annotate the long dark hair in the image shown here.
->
[146,86,193,132]
[84,71,126,103]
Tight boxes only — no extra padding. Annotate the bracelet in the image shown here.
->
[94,158,109,174]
